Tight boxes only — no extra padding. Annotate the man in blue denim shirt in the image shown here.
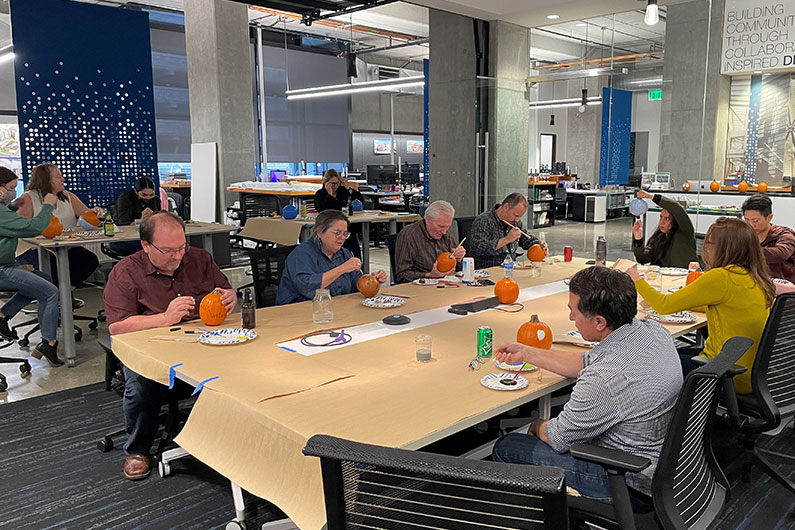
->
[277,210,387,305]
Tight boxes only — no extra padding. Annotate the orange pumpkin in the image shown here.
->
[436,252,456,273]
[682,181,691,191]
[758,182,769,193]
[738,181,749,193]
[80,210,101,227]
[494,277,519,304]
[709,180,720,192]
[199,290,227,326]
[528,244,546,262]
[42,216,63,238]
[356,274,380,298]
[517,314,553,349]
[686,271,703,285]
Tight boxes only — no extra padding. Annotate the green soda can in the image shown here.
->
[477,326,493,358]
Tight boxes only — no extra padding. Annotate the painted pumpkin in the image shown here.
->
[80,210,101,227]
[758,182,769,193]
[436,252,456,273]
[42,216,63,238]
[528,244,546,262]
[517,314,553,350]
[494,277,519,304]
[686,271,703,285]
[709,180,720,193]
[738,181,749,193]
[356,274,380,298]
[199,290,227,326]
[682,181,691,191]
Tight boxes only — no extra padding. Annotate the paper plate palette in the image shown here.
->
[480,372,529,391]
[645,310,697,324]
[494,359,538,372]
[456,270,491,278]
[361,296,407,309]
[198,328,258,346]
[773,278,794,286]
[659,267,690,276]
[413,278,439,286]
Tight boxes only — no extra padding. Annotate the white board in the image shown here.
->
[190,142,217,223]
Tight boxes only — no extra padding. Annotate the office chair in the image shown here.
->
[303,434,569,529]
[719,292,795,495]
[569,336,753,530]
[244,244,296,308]
[0,337,31,392]
[554,187,568,219]
[13,296,97,346]
[454,216,476,254]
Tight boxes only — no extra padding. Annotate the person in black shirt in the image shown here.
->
[313,169,364,259]
[109,177,162,256]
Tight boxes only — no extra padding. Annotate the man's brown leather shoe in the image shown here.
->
[123,454,151,480]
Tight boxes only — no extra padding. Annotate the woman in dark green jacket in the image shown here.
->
[0,167,63,366]
[632,190,698,268]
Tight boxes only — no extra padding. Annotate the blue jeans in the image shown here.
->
[122,366,193,456]
[0,266,59,342]
[493,433,613,501]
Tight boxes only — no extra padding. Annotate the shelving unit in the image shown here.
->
[528,181,556,229]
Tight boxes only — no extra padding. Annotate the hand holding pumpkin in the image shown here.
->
[373,270,387,284]
[217,287,237,314]
[164,296,195,325]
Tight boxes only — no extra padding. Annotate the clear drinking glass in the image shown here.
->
[646,265,663,291]
[415,334,432,363]
[312,289,333,324]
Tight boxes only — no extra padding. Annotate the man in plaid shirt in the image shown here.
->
[469,193,542,269]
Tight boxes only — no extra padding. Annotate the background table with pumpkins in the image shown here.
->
[109,257,705,530]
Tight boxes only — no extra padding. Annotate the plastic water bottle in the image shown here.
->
[502,255,515,279]
[595,236,607,266]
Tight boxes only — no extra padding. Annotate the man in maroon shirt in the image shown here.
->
[104,211,236,480]
[742,194,795,283]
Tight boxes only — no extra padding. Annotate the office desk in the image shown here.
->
[21,221,234,367]
[110,258,704,530]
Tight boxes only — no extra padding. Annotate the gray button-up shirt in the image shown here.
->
[545,318,683,495]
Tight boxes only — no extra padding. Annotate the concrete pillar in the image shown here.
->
[659,0,729,183]
[184,0,255,214]
[565,77,607,187]
[487,21,530,209]
[428,9,477,216]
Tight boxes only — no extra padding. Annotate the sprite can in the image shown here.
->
[477,326,493,358]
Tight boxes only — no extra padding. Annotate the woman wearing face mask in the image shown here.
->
[14,163,101,286]
[0,167,63,366]
[106,177,163,256]
[631,190,698,268]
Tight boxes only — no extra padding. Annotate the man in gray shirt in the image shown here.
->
[493,266,683,500]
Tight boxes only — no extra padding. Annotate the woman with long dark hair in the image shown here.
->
[632,190,697,268]
[628,217,775,393]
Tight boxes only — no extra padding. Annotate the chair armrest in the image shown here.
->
[570,444,651,474]
[690,355,746,376]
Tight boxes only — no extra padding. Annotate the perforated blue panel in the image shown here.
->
[11,0,158,207]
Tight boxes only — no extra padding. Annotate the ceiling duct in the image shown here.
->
[611,67,663,92]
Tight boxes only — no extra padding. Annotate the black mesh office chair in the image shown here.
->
[240,194,282,226]
[303,434,570,529]
[455,216,476,254]
[569,336,753,530]
[244,244,296,308]
[386,234,400,285]
[720,293,795,494]
[554,187,568,219]
[0,337,31,392]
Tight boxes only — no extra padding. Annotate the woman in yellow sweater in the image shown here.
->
[627,217,774,394]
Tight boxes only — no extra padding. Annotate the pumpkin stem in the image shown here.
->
[530,314,540,322]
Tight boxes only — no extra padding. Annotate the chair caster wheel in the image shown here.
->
[67,359,76,368]
[98,314,106,322]
[158,460,171,478]
[89,322,98,330]
[75,331,83,342]
[20,362,31,375]
[225,521,246,530]
[97,436,114,452]
[18,338,29,347]
[0,376,7,392]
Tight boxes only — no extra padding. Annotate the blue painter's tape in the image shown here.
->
[192,376,220,396]
[168,363,183,389]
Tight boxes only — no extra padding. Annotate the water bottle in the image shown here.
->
[241,288,256,329]
[502,255,514,279]
[595,236,607,266]
[312,289,333,324]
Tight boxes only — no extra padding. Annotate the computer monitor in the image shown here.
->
[400,163,420,185]
[269,170,286,182]
[366,164,397,187]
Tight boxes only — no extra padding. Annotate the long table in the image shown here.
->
[21,221,235,366]
[110,257,704,529]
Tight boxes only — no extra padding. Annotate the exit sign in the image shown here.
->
[648,89,662,101]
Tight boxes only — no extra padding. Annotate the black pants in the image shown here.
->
[18,247,99,287]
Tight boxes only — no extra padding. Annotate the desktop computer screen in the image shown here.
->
[269,170,286,182]
[401,163,420,185]
[366,164,397,187]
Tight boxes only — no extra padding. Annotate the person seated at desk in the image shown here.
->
[314,169,364,259]
[14,163,101,286]
[469,193,543,269]
[492,266,683,501]
[276,210,387,305]
[0,167,62,366]
[108,177,163,257]
[631,190,697,268]
[394,200,465,284]
[627,217,774,394]
[742,194,795,284]
[103,211,236,480]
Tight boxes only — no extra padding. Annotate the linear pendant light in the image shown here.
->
[528,96,603,109]
[285,75,425,100]
[526,67,627,85]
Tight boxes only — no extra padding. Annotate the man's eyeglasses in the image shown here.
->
[326,228,350,239]
[150,242,189,256]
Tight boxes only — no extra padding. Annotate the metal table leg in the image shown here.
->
[361,221,370,274]
[389,218,397,235]
[55,246,76,367]
[202,233,214,257]
[38,248,52,278]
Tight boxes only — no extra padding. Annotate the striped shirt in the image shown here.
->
[545,318,683,495]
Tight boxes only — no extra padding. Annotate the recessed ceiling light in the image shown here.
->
[547,14,560,20]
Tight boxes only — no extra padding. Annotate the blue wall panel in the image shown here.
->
[11,0,158,207]
[599,87,632,186]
